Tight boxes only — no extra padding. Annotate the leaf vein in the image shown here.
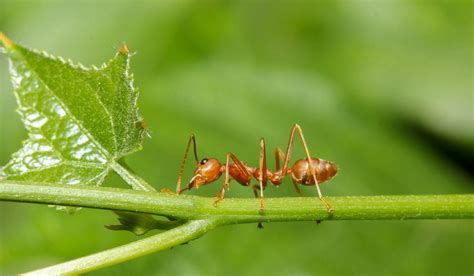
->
[19,52,111,162]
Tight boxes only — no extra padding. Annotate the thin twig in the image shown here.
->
[1,181,473,223]
[1,180,473,274]
[24,219,218,275]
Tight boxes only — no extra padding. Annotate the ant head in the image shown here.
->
[188,158,223,189]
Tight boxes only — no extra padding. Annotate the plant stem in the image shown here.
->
[1,181,473,223]
[2,181,473,275]
[24,219,218,275]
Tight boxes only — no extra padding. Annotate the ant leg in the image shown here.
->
[274,147,285,171]
[251,185,265,229]
[214,153,231,205]
[292,179,303,196]
[176,134,199,194]
[214,152,252,205]
[279,145,302,196]
[295,127,333,213]
[255,145,282,198]
[252,185,259,198]
[281,124,334,213]
[279,146,302,195]
[258,138,268,210]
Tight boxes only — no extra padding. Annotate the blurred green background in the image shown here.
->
[1,0,473,275]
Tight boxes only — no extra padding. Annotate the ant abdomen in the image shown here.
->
[291,158,337,185]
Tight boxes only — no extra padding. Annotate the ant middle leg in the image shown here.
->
[252,185,265,229]
[257,138,268,210]
[274,146,285,171]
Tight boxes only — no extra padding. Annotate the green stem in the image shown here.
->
[2,180,473,275]
[111,162,156,192]
[1,181,473,223]
[24,219,218,275]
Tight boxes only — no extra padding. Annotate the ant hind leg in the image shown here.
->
[292,179,303,196]
[282,125,334,213]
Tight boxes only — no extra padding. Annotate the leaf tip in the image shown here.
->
[0,32,13,49]
[119,43,129,55]
[139,118,152,138]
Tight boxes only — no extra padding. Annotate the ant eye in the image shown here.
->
[200,158,208,165]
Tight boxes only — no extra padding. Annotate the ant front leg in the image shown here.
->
[176,134,199,194]
[214,152,251,205]
[281,124,334,213]
[214,153,231,205]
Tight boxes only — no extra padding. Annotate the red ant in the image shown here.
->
[176,124,337,213]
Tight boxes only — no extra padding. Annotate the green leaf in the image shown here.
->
[105,211,185,236]
[0,34,147,188]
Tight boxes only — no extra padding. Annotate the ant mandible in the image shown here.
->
[176,124,337,213]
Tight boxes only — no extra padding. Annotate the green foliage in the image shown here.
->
[0,38,145,187]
